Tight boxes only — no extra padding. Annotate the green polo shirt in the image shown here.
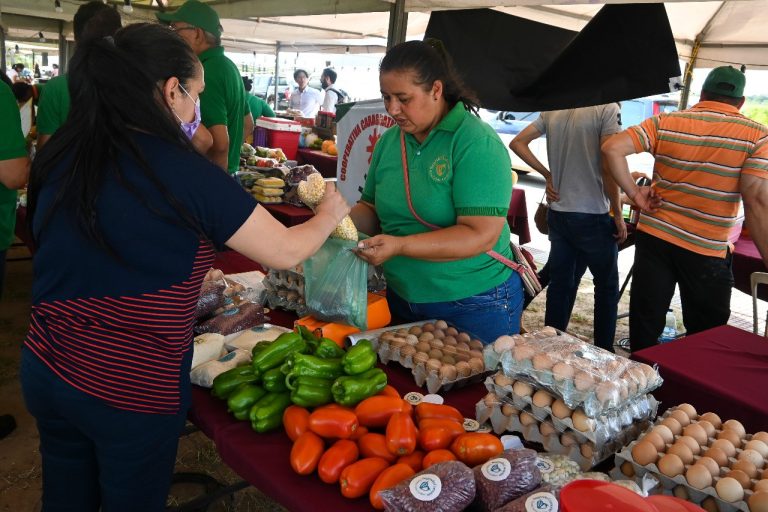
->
[0,83,28,251]
[361,103,514,303]
[36,74,70,136]
[247,94,275,119]
[199,46,248,174]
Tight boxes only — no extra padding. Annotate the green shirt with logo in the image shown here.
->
[0,83,28,251]
[361,103,514,303]
[247,94,275,119]
[36,75,70,136]
[199,46,248,174]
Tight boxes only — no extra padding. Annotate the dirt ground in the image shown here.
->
[0,245,629,511]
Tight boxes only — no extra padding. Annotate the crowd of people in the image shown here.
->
[1,0,768,510]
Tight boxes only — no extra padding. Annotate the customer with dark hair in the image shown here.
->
[37,0,122,148]
[158,0,253,173]
[22,23,349,512]
[242,75,275,119]
[351,39,523,342]
[320,67,345,113]
[289,68,322,117]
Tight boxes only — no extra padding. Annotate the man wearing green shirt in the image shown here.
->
[36,1,122,148]
[158,0,253,173]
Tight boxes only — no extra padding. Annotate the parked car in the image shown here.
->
[484,94,679,176]
[252,74,292,110]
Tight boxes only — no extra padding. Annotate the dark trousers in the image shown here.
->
[546,210,619,352]
[21,348,190,512]
[629,232,733,352]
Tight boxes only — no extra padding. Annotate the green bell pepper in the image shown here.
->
[296,325,320,353]
[286,374,334,408]
[315,338,345,359]
[331,368,387,407]
[251,331,306,377]
[227,383,267,420]
[341,339,377,375]
[262,366,289,393]
[251,340,273,358]
[281,353,343,380]
[211,365,259,399]
[249,391,292,433]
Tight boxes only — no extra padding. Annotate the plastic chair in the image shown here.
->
[751,272,768,336]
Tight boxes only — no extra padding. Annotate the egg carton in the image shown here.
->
[263,267,305,292]
[483,373,659,446]
[484,327,663,417]
[265,291,308,317]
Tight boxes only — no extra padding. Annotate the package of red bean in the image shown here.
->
[473,448,541,511]
[493,484,558,512]
[195,281,227,318]
[380,461,476,512]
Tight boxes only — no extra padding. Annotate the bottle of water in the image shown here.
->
[659,309,678,343]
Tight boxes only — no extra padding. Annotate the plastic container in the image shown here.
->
[659,310,677,343]
[560,480,655,512]
[255,116,301,159]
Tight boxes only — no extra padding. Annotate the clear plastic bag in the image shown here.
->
[380,461,476,512]
[474,448,541,511]
[194,302,267,336]
[196,280,227,318]
[304,238,368,330]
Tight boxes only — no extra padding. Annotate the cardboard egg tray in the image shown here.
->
[483,374,658,446]
[613,410,767,512]
[369,320,489,394]
[475,398,648,471]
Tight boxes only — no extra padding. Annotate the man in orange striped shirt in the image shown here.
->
[603,66,768,351]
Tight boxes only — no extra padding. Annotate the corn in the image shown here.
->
[331,216,358,241]
[297,172,326,207]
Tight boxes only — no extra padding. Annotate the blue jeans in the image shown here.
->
[386,272,524,343]
[546,210,619,352]
[21,348,190,512]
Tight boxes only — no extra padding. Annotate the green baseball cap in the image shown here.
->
[156,0,222,38]
[702,66,746,98]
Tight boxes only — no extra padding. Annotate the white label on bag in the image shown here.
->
[422,394,444,404]
[481,458,511,481]
[404,392,424,405]
[409,474,442,501]
[535,457,554,474]
[525,492,558,512]
[463,418,480,431]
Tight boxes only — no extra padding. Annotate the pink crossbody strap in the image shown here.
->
[399,131,527,276]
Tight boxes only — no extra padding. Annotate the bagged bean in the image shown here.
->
[194,302,267,336]
[493,484,558,512]
[196,281,227,318]
[473,448,541,511]
[380,461,475,512]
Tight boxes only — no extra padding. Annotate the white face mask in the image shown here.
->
[172,82,201,139]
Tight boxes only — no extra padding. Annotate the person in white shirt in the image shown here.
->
[289,68,322,118]
[320,67,341,114]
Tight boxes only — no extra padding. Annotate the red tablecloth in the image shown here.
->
[508,189,530,246]
[261,203,315,227]
[296,148,338,178]
[732,235,767,300]
[632,325,768,432]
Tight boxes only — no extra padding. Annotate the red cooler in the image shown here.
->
[255,116,302,160]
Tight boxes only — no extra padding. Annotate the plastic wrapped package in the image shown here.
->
[380,461,476,512]
[223,270,267,305]
[191,333,226,370]
[283,165,320,207]
[263,266,307,315]
[493,484,558,512]
[194,302,267,336]
[473,448,541,511]
[536,454,581,488]
[484,327,662,417]
[196,280,227,318]
[190,349,251,388]
[224,324,292,352]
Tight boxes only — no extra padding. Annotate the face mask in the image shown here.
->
[172,82,201,139]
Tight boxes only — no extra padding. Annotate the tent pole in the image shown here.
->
[57,20,67,73]
[387,0,407,50]
[0,25,6,73]
[273,42,281,110]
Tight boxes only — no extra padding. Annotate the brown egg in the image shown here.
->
[493,373,513,387]
[730,469,752,489]
[413,352,429,366]
[763,467,768,479]
[418,331,435,342]
[668,442,694,465]
[483,392,500,407]
[571,410,594,433]
[731,459,758,479]
[722,419,746,438]
[428,348,444,360]
[676,435,702,455]
[560,432,578,447]
[501,404,518,417]
[643,431,667,452]
[704,446,729,467]
[520,411,537,426]
[390,337,406,349]
[469,349,483,360]
[710,438,737,458]
[469,339,484,351]
[673,485,689,500]
[429,339,445,349]
[551,399,573,419]
[426,358,442,372]
[445,326,458,337]
[400,345,416,358]
[697,420,716,439]
[701,497,719,512]
[755,480,768,493]
[621,461,636,478]
[408,326,423,335]
[754,432,768,444]
[716,476,745,502]
[749,491,768,512]
[455,361,471,378]
[658,453,685,477]
[669,409,692,428]
[442,345,458,357]
[433,329,446,340]
[468,358,484,374]
[595,381,620,405]
[574,371,596,391]
[441,355,456,366]
[745,439,768,458]
[662,416,683,436]
[513,344,535,362]
[434,320,448,330]
[396,328,410,336]
[677,403,698,420]
[580,443,594,459]
[456,342,470,352]
[439,364,457,381]
[683,423,708,446]
[699,412,722,429]
[696,456,721,478]
[443,336,457,346]
[456,332,471,344]
[552,362,575,381]
[512,380,534,398]
[717,428,743,448]
[739,448,765,469]
[652,425,675,445]
[415,341,431,353]
[454,351,471,363]
[686,463,713,489]
[532,353,554,371]
[532,390,554,408]
[631,441,659,466]
[422,322,435,332]
[539,422,557,437]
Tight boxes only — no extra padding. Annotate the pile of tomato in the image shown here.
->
[283,385,504,509]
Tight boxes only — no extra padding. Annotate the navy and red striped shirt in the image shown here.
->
[25,133,256,414]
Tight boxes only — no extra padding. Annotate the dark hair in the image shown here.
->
[380,39,480,115]
[322,68,337,83]
[242,76,253,92]
[700,90,743,106]
[74,1,122,42]
[293,69,308,81]
[28,23,206,255]
[11,82,33,103]
[13,63,24,71]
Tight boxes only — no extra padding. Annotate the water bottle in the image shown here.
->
[659,309,678,343]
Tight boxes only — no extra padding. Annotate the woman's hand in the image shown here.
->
[354,235,404,266]
[315,182,350,224]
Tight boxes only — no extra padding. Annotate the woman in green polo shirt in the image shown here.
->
[352,40,523,343]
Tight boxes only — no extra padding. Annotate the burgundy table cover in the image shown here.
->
[508,188,530,246]
[732,236,768,300]
[261,203,315,228]
[296,148,338,178]
[632,325,768,433]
